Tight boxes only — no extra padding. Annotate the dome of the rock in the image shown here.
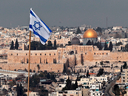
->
[83,29,97,38]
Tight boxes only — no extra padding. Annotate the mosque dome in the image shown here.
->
[83,29,97,38]
[71,37,80,45]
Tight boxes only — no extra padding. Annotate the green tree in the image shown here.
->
[125,33,127,38]
[86,70,90,77]
[125,44,128,51]
[121,66,123,72]
[38,42,46,50]
[68,41,71,45]
[108,41,113,51]
[54,40,57,49]
[100,61,103,65]
[76,27,82,34]
[2,88,8,95]
[16,83,24,96]
[84,27,87,31]
[104,42,108,50]
[47,40,53,49]
[96,41,102,50]
[29,74,40,87]
[74,79,78,89]
[97,68,104,76]
[37,64,40,72]
[10,41,14,50]
[115,42,123,46]
[102,81,106,87]
[95,27,102,33]
[113,84,120,95]
[8,80,16,87]
[123,62,127,69]
[62,77,71,90]
[31,41,38,50]
[15,39,19,50]
[46,73,50,79]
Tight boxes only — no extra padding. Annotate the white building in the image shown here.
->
[49,90,82,96]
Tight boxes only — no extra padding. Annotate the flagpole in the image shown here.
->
[27,31,31,96]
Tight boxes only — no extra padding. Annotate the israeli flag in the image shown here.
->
[29,8,52,45]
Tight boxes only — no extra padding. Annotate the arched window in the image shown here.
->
[40,58,41,63]
[69,51,74,55]
[53,59,57,64]
[46,59,48,64]
[27,59,29,63]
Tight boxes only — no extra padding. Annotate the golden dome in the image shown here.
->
[83,29,97,38]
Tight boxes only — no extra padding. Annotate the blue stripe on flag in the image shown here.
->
[40,19,52,32]
[33,30,47,43]
[29,25,33,29]
[30,10,36,18]
[29,24,47,43]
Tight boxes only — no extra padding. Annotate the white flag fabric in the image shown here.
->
[29,8,52,45]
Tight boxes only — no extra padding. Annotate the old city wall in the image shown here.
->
[8,50,58,64]
[93,50,128,62]
[0,63,63,73]
[109,52,128,61]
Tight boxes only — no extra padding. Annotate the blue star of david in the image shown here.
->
[33,21,42,30]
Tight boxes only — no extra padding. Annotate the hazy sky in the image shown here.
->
[0,0,128,28]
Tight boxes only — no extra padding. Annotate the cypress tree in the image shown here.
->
[121,66,123,72]
[10,41,14,50]
[19,83,24,96]
[109,41,113,51]
[125,33,127,38]
[16,84,24,96]
[99,42,102,50]
[76,27,82,34]
[74,79,78,89]
[86,70,90,77]
[54,39,57,49]
[66,77,71,89]
[104,42,108,50]
[15,39,19,50]
[16,84,20,95]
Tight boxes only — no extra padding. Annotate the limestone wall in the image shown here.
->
[8,50,58,64]
[0,63,63,73]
